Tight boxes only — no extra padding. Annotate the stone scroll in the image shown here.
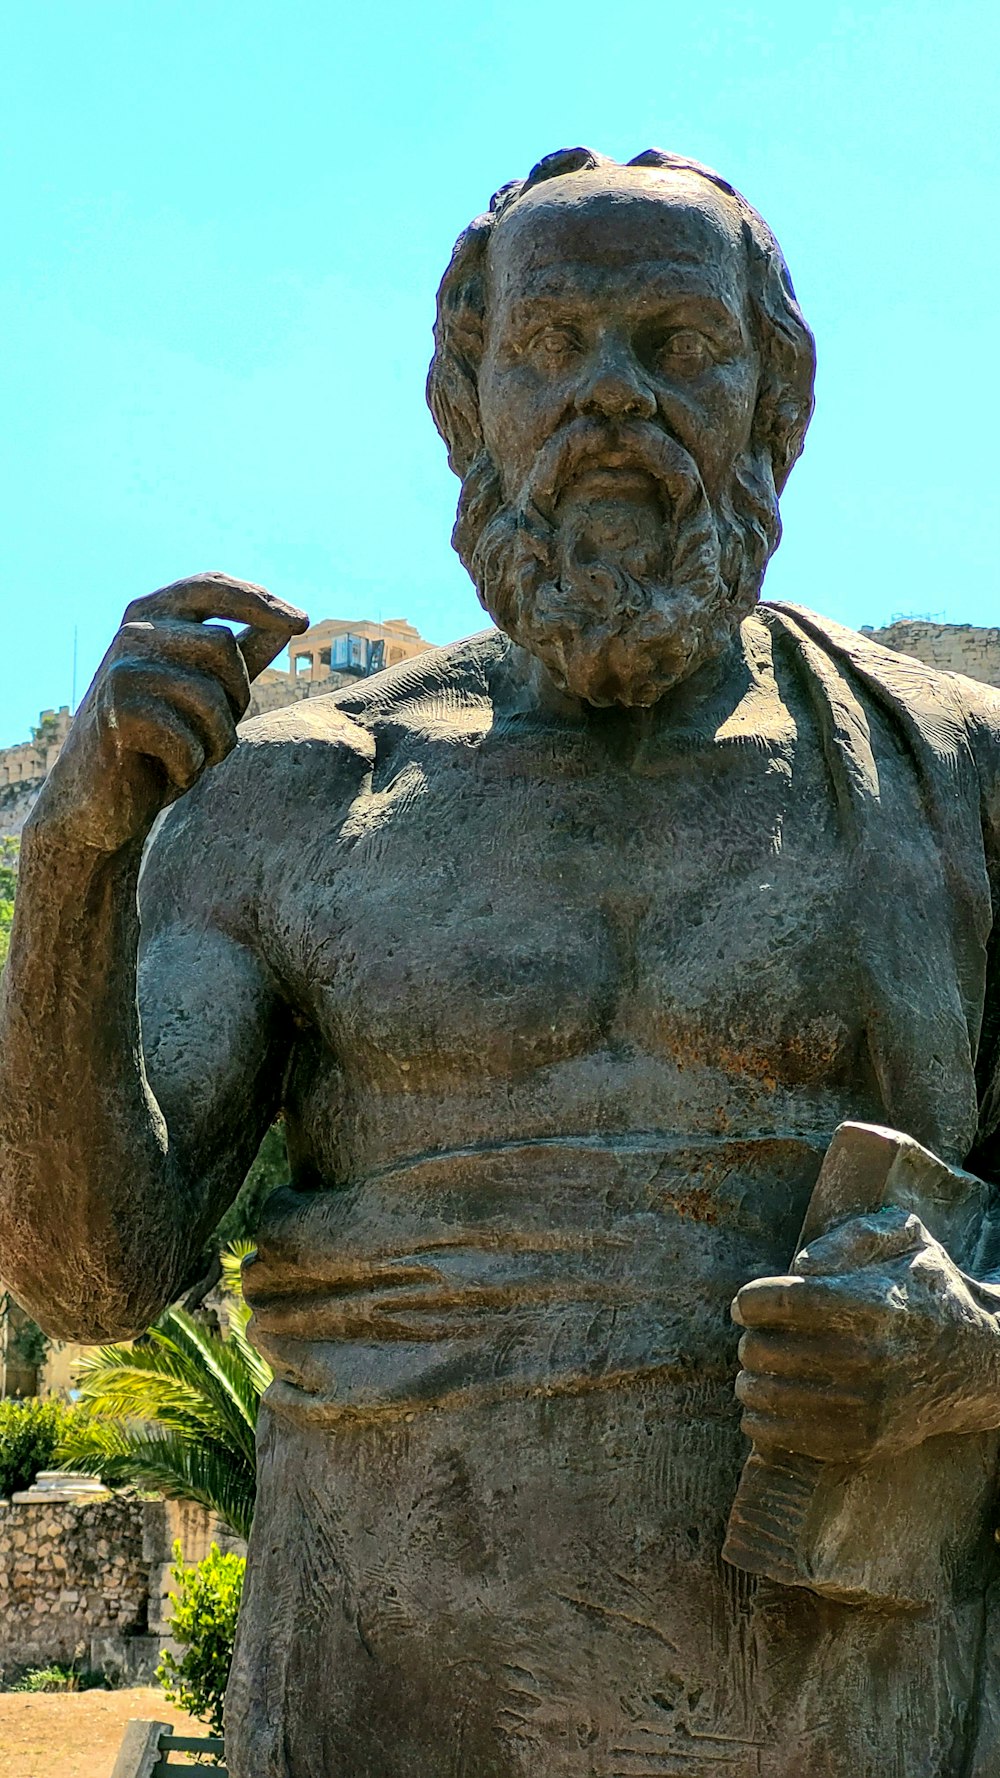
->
[723,1121,1000,1608]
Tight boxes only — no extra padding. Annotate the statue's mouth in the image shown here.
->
[520,419,699,531]
[559,462,660,504]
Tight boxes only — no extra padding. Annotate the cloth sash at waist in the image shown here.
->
[244,1132,828,1422]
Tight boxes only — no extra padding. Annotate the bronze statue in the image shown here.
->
[3,147,1000,1776]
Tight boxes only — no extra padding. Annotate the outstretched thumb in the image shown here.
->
[793,1209,927,1277]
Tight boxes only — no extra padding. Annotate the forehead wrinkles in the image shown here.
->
[486,184,750,319]
[499,263,750,323]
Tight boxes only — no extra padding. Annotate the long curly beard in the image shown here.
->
[454,418,780,708]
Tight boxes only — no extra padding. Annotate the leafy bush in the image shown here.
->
[0,1397,79,1499]
[12,1662,107,1692]
[157,1542,245,1733]
[0,835,18,972]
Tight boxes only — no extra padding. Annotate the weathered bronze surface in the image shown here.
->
[3,148,1000,1775]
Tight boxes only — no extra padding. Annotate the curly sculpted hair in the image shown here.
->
[427,146,816,496]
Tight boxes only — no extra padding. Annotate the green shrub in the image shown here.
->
[12,1662,107,1692]
[0,1397,79,1499]
[0,835,18,972]
[157,1542,245,1733]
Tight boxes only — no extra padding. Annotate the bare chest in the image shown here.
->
[271,724,860,1101]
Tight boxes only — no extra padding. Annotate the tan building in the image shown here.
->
[249,617,431,716]
[290,616,427,680]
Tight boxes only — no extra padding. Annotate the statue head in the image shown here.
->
[428,148,816,706]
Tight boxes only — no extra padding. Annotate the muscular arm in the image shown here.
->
[0,834,282,1339]
[0,573,307,1341]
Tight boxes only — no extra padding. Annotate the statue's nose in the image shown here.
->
[575,338,657,422]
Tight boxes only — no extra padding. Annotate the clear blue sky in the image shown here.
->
[1,1,997,745]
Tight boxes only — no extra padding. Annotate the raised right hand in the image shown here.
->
[30,572,309,852]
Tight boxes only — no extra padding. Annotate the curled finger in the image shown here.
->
[734,1369,867,1419]
[731,1275,841,1333]
[104,661,238,771]
[736,1328,871,1382]
[115,620,251,720]
[123,571,308,637]
[237,621,302,681]
[110,697,206,793]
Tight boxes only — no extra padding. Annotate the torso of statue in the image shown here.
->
[140,615,997,1777]
[281,635,863,1181]
[269,617,867,1152]
[233,617,874,1414]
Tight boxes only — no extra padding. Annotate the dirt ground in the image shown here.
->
[0,1685,212,1778]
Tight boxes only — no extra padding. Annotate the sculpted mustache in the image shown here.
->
[520,418,707,529]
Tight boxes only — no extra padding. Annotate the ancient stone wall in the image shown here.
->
[247,663,354,717]
[0,709,72,840]
[865,620,1000,689]
[0,1493,147,1679]
[0,781,41,841]
[0,1491,247,1682]
[0,710,71,789]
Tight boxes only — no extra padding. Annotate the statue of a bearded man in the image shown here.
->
[3,147,1000,1777]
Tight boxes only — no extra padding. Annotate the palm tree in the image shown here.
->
[56,1243,269,1539]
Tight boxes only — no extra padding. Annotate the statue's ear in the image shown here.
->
[428,216,493,478]
[748,241,816,494]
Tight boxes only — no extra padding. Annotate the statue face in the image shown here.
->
[478,169,759,512]
[459,168,776,708]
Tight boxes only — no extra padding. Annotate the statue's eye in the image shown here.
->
[656,329,712,371]
[529,324,580,362]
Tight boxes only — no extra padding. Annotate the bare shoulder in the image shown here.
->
[318,628,503,734]
[138,630,503,933]
[138,687,375,935]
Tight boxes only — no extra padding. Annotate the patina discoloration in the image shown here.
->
[3,148,1000,1775]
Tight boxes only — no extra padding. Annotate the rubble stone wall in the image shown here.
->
[246,663,354,717]
[0,780,41,841]
[0,1493,246,1682]
[0,1494,147,1679]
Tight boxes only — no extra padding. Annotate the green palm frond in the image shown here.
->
[57,1419,256,1540]
[57,1244,270,1536]
[219,1240,272,1400]
[73,1318,256,1464]
[158,1310,260,1454]
[225,1310,272,1403]
[220,1240,256,1300]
